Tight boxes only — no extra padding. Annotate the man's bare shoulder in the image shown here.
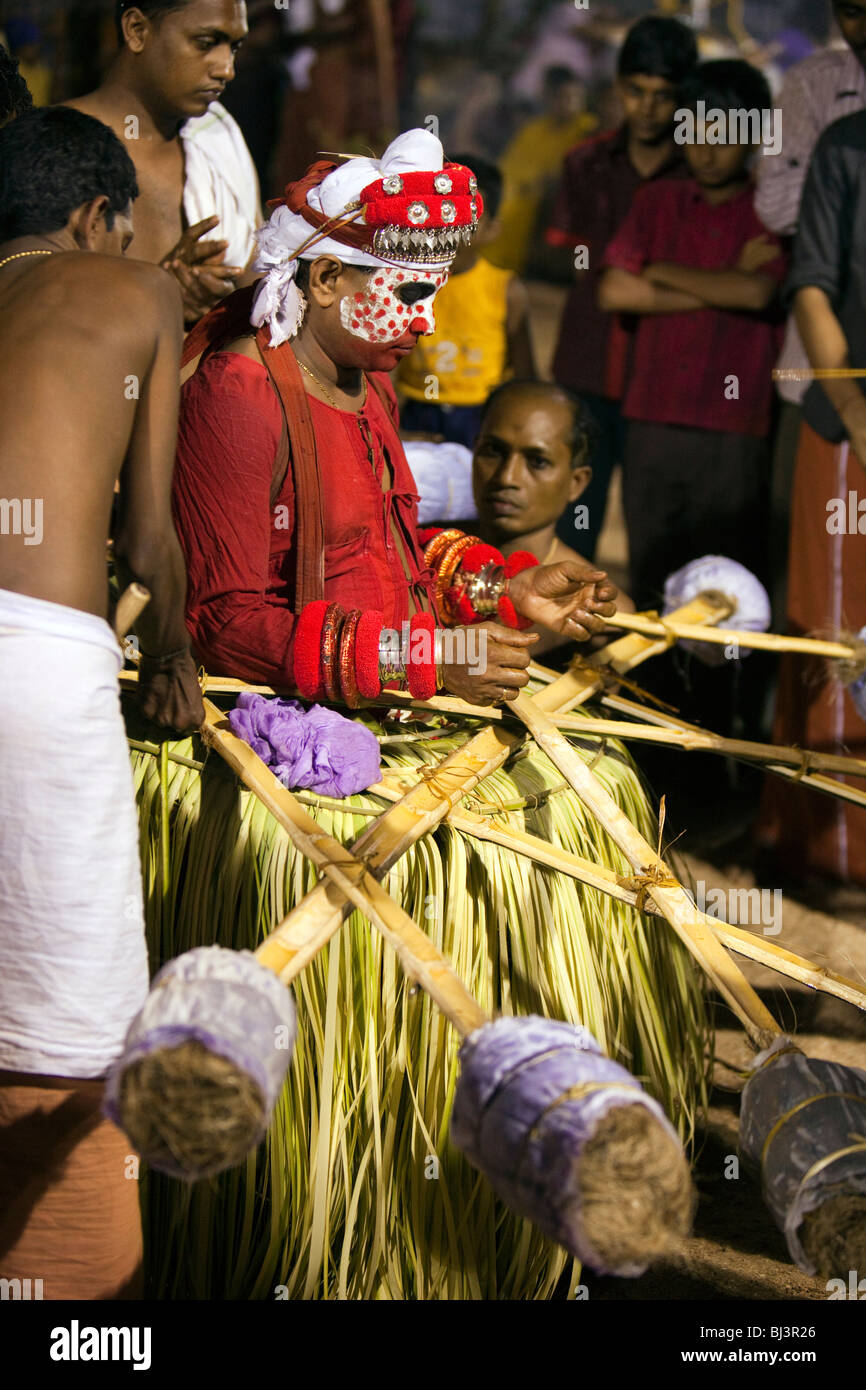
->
[9,252,182,330]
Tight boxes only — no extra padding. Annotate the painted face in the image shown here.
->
[340,266,448,349]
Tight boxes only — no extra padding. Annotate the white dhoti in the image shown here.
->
[0,588,148,1079]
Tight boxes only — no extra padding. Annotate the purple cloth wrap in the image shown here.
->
[103,946,297,1179]
[451,1016,683,1277]
[228,694,381,797]
[741,1038,866,1273]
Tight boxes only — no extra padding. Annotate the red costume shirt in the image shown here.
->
[172,351,435,685]
[601,179,788,438]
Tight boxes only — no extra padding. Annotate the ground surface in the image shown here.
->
[527,281,866,1302]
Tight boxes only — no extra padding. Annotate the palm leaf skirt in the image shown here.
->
[128,700,711,1299]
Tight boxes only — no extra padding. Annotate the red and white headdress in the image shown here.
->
[251,129,482,345]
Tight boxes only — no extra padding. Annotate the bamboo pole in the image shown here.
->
[113,582,150,642]
[370,773,866,1015]
[201,700,487,1036]
[191,602,721,985]
[603,610,860,662]
[598,691,866,812]
[511,692,781,1051]
[551,712,866,781]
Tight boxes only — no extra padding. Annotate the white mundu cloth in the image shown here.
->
[181,101,260,272]
[0,588,149,1078]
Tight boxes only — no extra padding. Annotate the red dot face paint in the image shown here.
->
[339,266,449,345]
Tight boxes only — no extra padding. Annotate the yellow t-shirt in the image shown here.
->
[397,257,513,407]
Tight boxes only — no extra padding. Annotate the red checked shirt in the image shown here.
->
[546,127,690,400]
[601,179,788,437]
[172,352,434,686]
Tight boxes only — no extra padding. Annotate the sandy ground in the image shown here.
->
[527,280,866,1301]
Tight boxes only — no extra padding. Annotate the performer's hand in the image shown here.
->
[139,650,205,733]
[442,622,538,706]
[508,560,618,641]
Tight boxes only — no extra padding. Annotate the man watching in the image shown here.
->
[66,0,261,324]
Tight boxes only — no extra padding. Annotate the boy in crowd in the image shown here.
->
[472,379,634,660]
[598,59,786,615]
[397,156,536,448]
[545,14,698,560]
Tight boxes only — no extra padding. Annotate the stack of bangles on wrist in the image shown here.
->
[292,535,539,707]
[419,528,539,629]
[293,604,445,705]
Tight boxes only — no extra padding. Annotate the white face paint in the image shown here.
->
[339,266,449,344]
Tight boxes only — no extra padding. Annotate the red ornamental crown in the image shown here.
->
[272,160,484,267]
[354,165,484,265]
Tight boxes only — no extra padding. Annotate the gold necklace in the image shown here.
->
[297,357,367,412]
[0,249,55,271]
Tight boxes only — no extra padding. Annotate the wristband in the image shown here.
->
[139,644,191,668]
[406,611,437,701]
[321,602,347,703]
[338,609,363,708]
[356,609,384,698]
[498,551,540,631]
[293,599,329,699]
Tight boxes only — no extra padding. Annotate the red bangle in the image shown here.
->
[293,599,329,699]
[406,611,436,700]
[497,593,532,631]
[504,550,539,579]
[500,550,539,630]
[338,609,362,708]
[321,602,346,703]
[355,609,383,698]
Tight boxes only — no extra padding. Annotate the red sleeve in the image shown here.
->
[172,352,299,686]
[601,183,659,275]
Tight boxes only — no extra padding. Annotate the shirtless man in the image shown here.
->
[0,106,203,1299]
[472,380,634,658]
[67,0,258,325]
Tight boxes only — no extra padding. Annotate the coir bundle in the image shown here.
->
[127,698,710,1300]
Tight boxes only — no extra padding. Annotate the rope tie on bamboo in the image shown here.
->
[416,760,496,806]
[793,750,818,783]
[575,658,680,713]
[628,864,680,912]
[760,1093,866,1167]
[792,1133,866,1207]
[306,831,380,881]
[526,1081,637,1146]
[645,610,679,651]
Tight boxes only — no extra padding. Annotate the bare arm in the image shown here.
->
[505,276,537,378]
[598,266,706,316]
[113,268,204,729]
[794,285,866,472]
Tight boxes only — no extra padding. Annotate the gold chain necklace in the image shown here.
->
[297,357,367,412]
[0,249,55,272]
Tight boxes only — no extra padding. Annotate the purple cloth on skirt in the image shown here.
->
[228,694,381,797]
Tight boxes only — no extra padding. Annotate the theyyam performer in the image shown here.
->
[174,127,620,702]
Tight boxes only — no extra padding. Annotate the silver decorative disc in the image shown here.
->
[382,174,404,195]
[407,200,430,226]
[440,200,457,224]
[434,173,453,194]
